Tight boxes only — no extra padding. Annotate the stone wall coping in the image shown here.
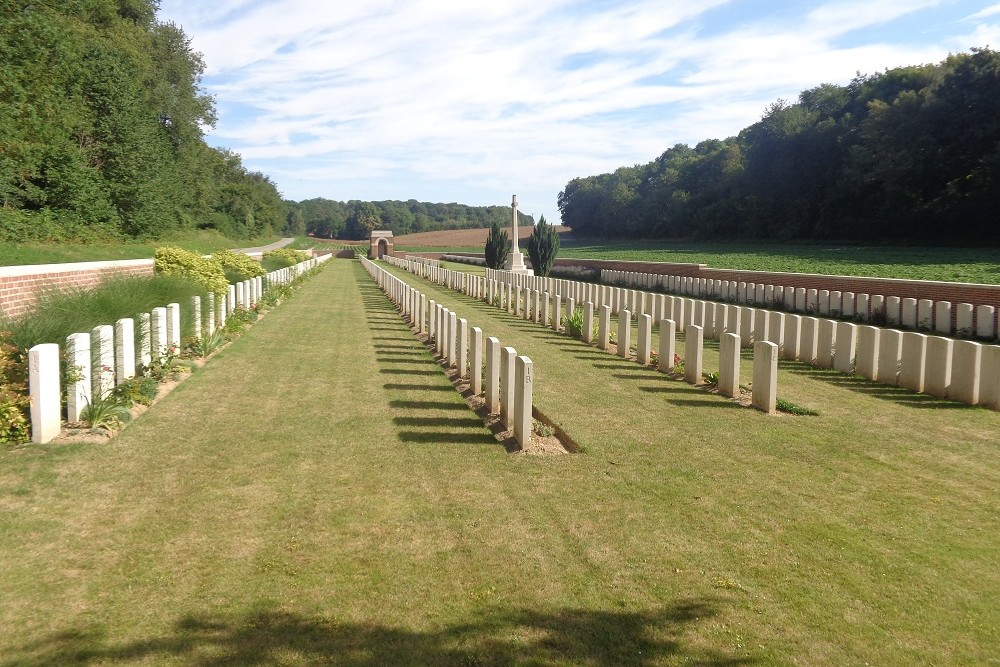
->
[0,258,154,279]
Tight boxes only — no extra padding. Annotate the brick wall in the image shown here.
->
[0,259,154,320]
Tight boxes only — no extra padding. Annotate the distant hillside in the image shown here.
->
[394,225,570,249]
[284,198,535,240]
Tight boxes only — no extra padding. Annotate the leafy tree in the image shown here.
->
[525,215,559,276]
[344,201,382,239]
[484,220,509,269]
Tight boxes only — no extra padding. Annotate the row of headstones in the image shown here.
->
[484,267,1000,411]
[384,257,780,412]
[598,268,998,341]
[404,256,441,268]
[361,257,535,447]
[384,258,1000,411]
[26,256,329,444]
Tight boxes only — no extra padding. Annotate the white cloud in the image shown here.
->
[156,0,986,219]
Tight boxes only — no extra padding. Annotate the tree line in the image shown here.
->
[283,198,534,240]
[1,1,285,242]
[557,48,1000,245]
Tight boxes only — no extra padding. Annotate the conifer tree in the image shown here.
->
[484,220,509,269]
[525,215,559,276]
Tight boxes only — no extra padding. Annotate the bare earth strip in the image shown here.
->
[394,225,570,248]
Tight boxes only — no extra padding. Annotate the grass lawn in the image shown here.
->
[0,230,281,267]
[1,259,996,665]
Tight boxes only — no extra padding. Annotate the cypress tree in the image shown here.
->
[484,220,509,269]
[525,215,559,276]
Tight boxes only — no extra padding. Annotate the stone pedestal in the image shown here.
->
[504,251,534,276]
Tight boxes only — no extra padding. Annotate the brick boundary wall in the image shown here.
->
[0,259,155,320]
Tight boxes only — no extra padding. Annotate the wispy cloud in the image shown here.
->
[157,0,984,219]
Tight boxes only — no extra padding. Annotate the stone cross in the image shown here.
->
[511,194,519,254]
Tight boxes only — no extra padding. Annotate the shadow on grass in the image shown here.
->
[785,361,981,410]
[393,416,485,428]
[5,601,751,666]
[388,400,467,411]
[376,357,437,365]
[378,369,440,376]
[397,430,499,445]
[383,383,453,392]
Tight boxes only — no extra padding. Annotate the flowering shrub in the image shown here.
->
[0,332,30,444]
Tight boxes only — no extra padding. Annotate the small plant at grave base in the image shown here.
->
[565,307,585,338]
[110,376,160,407]
[0,332,30,444]
[80,393,133,431]
[671,354,684,374]
[703,371,720,386]
[142,345,180,383]
[869,304,888,327]
[532,419,554,438]
[775,397,820,416]
[184,328,226,359]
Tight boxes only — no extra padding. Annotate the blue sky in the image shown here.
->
[156,0,1000,224]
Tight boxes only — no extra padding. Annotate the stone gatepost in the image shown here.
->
[719,333,741,398]
[684,325,704,384]
[66,333,91,423]
[29,344,61,444]
[115,318,135,383]
[514,355,533,448]
[752,341,779,414]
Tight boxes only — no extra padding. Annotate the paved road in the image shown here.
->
[235,237,295,254]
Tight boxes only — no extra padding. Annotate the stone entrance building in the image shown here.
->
[369,231,393,259]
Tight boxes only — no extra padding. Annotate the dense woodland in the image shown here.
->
[0,1,289,242]
[284,198,534,239]
[558,48,1000,245]
[0,2,513,244]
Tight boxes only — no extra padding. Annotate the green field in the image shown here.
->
[2,258,995,665]
[0,231,282,267]
[401,240,1000,284]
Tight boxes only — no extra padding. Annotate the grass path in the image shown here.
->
[0,259,996,665]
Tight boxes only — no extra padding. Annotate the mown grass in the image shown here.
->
[1,259,996,665]
[378,260,1000,665]
[0,274,204,353]
[0,230,280,267]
